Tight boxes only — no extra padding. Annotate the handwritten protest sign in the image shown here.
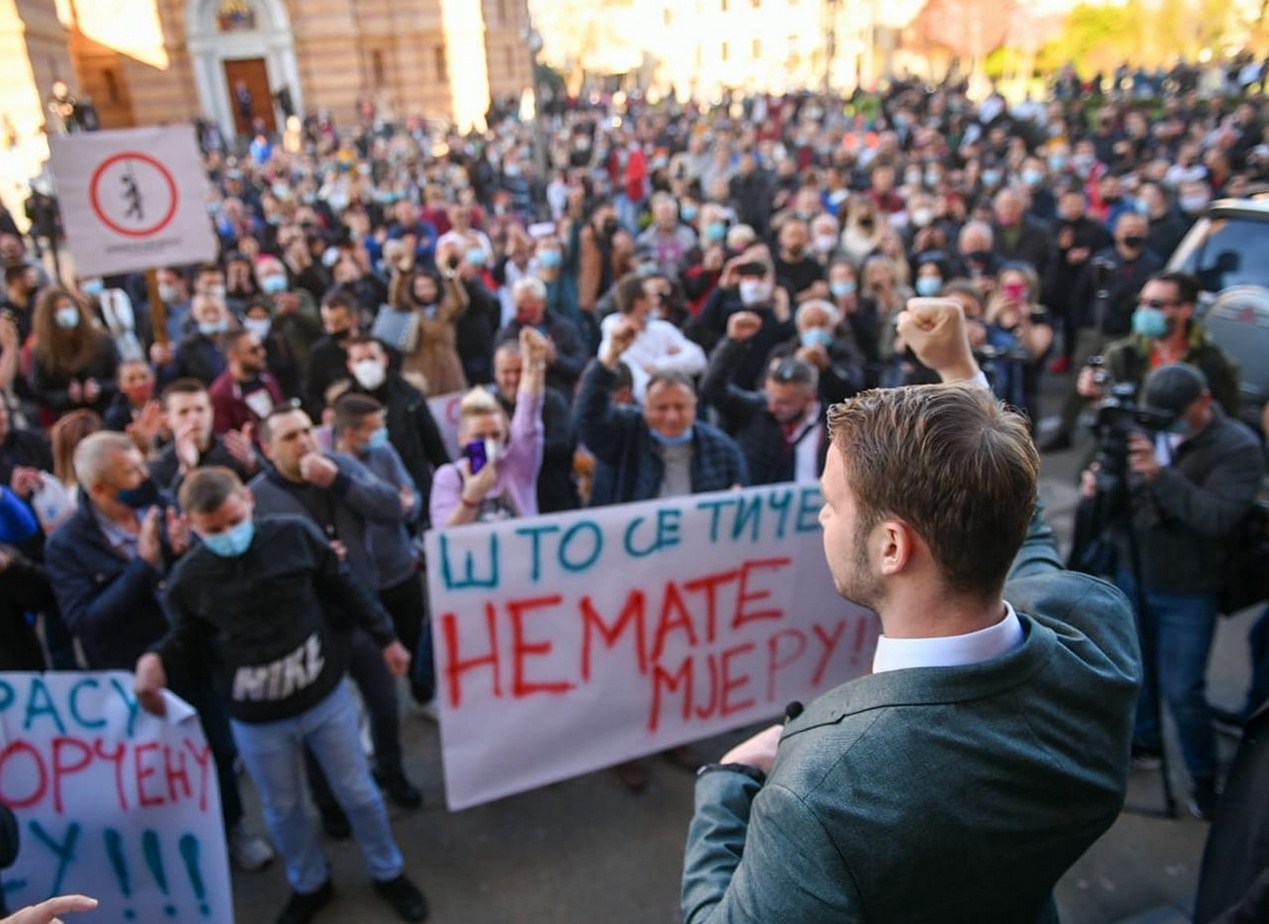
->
[425,483,879,810]
[0,673,232,923]
[426,392,463,459]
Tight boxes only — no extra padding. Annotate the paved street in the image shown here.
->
[229,378,1258,924]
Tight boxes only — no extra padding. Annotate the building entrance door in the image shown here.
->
[223,57,274,135]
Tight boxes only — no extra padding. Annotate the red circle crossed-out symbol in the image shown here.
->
[89,151,179,238]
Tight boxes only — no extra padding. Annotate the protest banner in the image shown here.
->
[48,126,218,278]
[426,391,464,459]
[425,483,879,810]
[0,672,232,923]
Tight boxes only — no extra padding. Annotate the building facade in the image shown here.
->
[0,0,530,219]
[529,0,926,102]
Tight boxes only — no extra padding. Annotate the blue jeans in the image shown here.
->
[615,193,641,233]
[231,681,403,893]
[1117,569,1219,781]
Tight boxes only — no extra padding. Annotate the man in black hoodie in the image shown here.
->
[135,467,427,924]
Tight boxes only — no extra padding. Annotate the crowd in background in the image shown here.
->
[0,54,1267,920]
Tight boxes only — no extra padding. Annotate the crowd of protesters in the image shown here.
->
[1,53,1268,923]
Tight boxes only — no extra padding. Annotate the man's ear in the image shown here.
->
[878,518,916,578]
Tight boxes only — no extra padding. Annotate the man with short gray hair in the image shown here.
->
[493,273,588,395]
[637,191,698,281]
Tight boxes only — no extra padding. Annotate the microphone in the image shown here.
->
[784,700,804,723]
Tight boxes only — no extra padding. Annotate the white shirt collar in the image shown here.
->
[871,602,1024,674]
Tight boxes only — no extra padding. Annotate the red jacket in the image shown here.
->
[209,369,284,436]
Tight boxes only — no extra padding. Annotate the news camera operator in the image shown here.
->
[1077,363,1264,818]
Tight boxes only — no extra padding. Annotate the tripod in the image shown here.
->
[1077,436,1178,819]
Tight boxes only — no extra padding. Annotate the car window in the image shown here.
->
[1171,216,1269,292]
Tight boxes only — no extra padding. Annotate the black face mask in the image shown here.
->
[966,249,992,264]
[601,218,618,236]
[116,477,161,509]
[1121,235,1145,249]
[331,327,353,342]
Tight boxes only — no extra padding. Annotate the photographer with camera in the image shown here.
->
[1078,363,1264,818]
[1042,212,1164,452]
[1072,272,1240,423]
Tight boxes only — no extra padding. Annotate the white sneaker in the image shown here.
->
[228,823,275,872]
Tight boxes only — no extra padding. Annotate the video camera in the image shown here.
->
[1092,382,1177,439]
[1085,359,1177,489]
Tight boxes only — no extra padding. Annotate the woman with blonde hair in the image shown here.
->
[840,198,886,264]
[429,328,549,528]
[30,287,118,421]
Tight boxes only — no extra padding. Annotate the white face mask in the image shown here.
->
[813,234,838,253]
[1179,194,1208,213]
[244,317,272,339]
[352,358,386,390]
[739,279,772,306]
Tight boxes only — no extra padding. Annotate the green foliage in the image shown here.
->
[1038,0,1239,76]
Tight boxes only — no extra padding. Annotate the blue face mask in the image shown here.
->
[1022,169,1044,187]
[981,170,1002,187]
[368,428,390,450]
[199,319,229,336]
[1131,306,1168,339]
[1048,155,1068,173]
[81,279,104,297]
[681,205,699,222]
[538,250,562,269]
[261,275,288,295]
[800,328,834,349]
[201,519,255,558]
[705,221,726,243]
[55,307,81,329]
[914,277,942,297]
[649,428,693,447]
[466,248,487,267]
[829,280,856,298]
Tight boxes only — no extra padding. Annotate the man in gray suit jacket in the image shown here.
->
[681,302,1141,924]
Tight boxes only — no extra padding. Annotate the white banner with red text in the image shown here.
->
[425,483,879,810]
[0,673,232,922]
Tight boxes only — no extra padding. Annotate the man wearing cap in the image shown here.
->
[1082,362,1263,818]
